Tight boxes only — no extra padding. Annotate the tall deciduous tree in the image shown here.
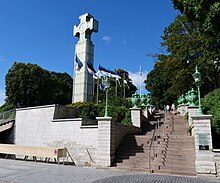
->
[172,0,220,34]
[145,14,220,108]
[5,62,73,108]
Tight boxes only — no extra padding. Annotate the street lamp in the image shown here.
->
[192,65,203,114]
[102,76,110,117]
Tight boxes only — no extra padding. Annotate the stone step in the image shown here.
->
[152,169,196,176]
[111,166,150,172]
[158,159,195,164]
[162,154,195,159]
[158,165,196,172]
[116,153,149,160]
[158,150,194,155]
[153,157,195,164]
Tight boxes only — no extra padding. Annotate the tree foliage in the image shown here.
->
[5,62,72,108]
[145,14,220,108]
[67,100,132,125]
[202,88,220,134]
[145,55,193,108]
[172,0,220,34]
[202,88,220,147]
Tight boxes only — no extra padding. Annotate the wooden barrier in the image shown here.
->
[0,144,68,164]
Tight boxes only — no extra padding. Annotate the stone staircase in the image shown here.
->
[113,112,197,176]
[0,110,15,133]
[0,121,14,133]
[112,113,163,172]
[151,114,196,176]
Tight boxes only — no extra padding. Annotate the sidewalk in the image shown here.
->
[0,159,219,183]
[0,159,134,183]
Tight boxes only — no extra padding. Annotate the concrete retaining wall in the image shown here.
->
[115,123,139,150]
[15,105,98,166]
[214,152,220,177]
[13,104,140,167]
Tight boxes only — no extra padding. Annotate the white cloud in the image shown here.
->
[129,70,148,94]
[102,35,112,44]
[0,89,5,106]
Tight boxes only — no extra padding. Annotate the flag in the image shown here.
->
[109,70,121,79]
[93,74,98,79]
[87,59,97,76]
[98,65,112,76]
[75,54,83,71]
[96,70,106,78]
[98,65,121,79]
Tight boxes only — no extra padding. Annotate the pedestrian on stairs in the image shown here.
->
[166,104,170,113]
[171,103,175,114]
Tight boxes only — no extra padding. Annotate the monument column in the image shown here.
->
[72,13,98,103]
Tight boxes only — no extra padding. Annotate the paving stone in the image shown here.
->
[92,174,220,183]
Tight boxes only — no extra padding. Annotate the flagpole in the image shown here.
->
[140,65,142,96]
[96,78,99,104]
[72,53,77,103]
[123,72,125,98]
[115,79,117,98]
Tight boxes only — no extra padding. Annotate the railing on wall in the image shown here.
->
[0,109,16,125]
[148,123,157,173]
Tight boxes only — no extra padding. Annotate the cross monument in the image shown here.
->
[72,13,98,103]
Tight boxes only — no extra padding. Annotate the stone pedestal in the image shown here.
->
[191,115,216,175]
[96,117,115,167]
[130,108,141,128]
[73,41,95,102]
[188,106,199,126]
[142,107,148,119]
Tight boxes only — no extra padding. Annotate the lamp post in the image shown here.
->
[102,76,110,117]
[192,65,203,115]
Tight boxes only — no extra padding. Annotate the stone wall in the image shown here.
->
[191,115,216,175]
[15,105,98,166]
[115,122,139,151]
[96,117,140,167]
[187,106,199,126]
[214,152,220,177]
[13,104,140,167]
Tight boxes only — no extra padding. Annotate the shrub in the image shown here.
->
[202,88,220,135]
[67,101,132,124]
[67,102,104,119]
[202,88,220,148]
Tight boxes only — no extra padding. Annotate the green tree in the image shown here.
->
[145,14,220,108]
[172,0,220,34]
[202,88,220,148]
[162,15,220,89]
[145,55,192,108]
[5,62,72,108]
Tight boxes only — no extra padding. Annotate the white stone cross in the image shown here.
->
[74,13,98,42]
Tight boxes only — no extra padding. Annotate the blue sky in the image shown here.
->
[0,0,178,105]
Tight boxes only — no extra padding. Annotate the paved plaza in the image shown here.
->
[0,159,219,183]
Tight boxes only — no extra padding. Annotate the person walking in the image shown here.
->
[171,103,175,114]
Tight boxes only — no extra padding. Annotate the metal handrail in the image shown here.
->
[86,148,96,164]
[64,147,76,165]
[149,123,157,173]
[170,113,174,132]
[0,109,16,125]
